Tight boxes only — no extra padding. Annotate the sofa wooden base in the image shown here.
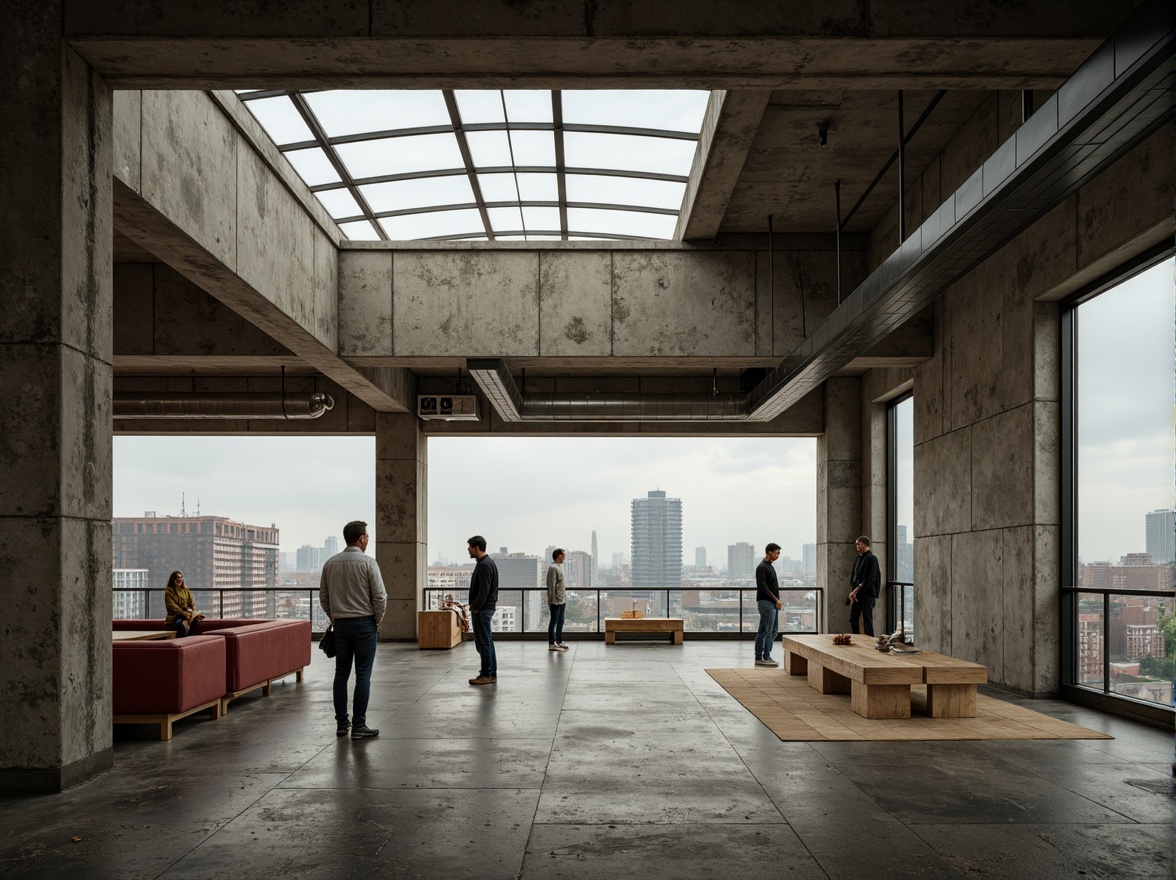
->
[222,668,304,711]
[604,617,684,644]
[114,697,222,741]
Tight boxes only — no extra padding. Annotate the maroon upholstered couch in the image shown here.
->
[112,636,226,740]
[112,618,312,735]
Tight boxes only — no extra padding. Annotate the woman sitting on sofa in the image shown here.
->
[164,571,205,637]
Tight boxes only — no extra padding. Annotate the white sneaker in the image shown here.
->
[555,643,569,652]
[548,644,560,651]
[754,659,775,667]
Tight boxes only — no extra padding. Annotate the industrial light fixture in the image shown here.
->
[817,120,829,146]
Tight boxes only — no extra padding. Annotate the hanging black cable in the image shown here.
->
[835,180,842,305]
[897,90,906,242]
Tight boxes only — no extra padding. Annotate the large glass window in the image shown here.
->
[888,395,915,637]
[1067,256,1175,712]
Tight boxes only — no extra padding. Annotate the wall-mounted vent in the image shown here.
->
[417,395,479,421]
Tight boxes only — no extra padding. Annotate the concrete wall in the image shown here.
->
[338,236,868,362]
[906,124,1173,694]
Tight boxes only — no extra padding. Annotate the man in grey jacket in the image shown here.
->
[546,548,568,652]
[320,520,387,739]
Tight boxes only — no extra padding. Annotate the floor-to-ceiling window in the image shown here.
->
[1062,254,1175,719]
[888,394,915,638]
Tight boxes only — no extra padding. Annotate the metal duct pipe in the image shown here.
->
[113,392,335,420]
[521,392,749,421]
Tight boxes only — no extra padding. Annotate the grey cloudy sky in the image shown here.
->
[113,435,816,568]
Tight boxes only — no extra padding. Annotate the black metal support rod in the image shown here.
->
[897,90,906,242]
[840,90,945,231]
[768,214,775,338]
[834,180,842,305]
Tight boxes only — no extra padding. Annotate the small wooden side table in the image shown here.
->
[417,610,462,649]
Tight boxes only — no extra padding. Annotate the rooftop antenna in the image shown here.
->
[180,492,187,517]
[196,498,201,516]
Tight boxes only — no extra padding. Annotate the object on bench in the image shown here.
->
[604,617,684,645]
[418,610,463,649]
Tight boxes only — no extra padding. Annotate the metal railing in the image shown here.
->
[113,587,330,634]
[889,581,914,639]
[1062,585,1175,713]
[423,586,824,637]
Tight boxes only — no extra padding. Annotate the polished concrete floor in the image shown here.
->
[1,640,1172,879]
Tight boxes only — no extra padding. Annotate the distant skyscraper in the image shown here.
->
[803,543,816,578]
[297,544,322,571]
[631,490,683,587]
[896,525,914,582]
[323,536,339,558]
[611,552,625,570]
[112,569,150,619]
[727,542,756,583]
[1145,509,1175,564]
[113,514,278,618]
[695,546,706,568]
[591,530,599,584]
[566,550,593,587]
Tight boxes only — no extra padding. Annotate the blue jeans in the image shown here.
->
[548,603,566,644]
[332,616,378,728]
[473,608,497,677]
[755,600,779,660]
[172,618,195,637]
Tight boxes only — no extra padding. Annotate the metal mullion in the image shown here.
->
[289,93,388,241]
[562,122,699,141]
[369,202,480,220]
[566,201,678,216]
[485,200,560,209]
[325,123,455,146]
[564,167,690,183]
[311,167,469,191]
[552,91,569,240]
[443,90,495,241]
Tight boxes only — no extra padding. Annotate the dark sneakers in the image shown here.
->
[337,722,351,737]
[350,726,379,739]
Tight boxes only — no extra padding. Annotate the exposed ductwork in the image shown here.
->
[469,3,1173,425]
[113,392,335,420]
[467,359,749,421]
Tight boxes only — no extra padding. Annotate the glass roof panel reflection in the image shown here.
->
[238,88,709,241]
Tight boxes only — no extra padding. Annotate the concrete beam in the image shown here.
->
[112,88,415,413]
[64,1,1130,89]
[676,91,771,241]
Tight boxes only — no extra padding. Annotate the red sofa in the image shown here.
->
[112,618,313,736]
[112,636,226,740]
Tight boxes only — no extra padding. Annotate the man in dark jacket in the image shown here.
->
[755,543,782,666]
[467,535,499,685]
[848,535,881,636]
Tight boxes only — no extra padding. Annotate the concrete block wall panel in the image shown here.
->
[906,126,1173,694]
[0,27,114,789]
[612,251,755,357]
[338,250,394,357]
[141,90,237,271]
[393,251,539,356]
[375,414,426,640]
[313,227,339,352]
[111,89,141,191]
[538,251,612,357]
[817,377,864,632]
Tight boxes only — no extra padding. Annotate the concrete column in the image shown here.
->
[0,10,114,791]
[816,378,863,634]
[375,413,426,640]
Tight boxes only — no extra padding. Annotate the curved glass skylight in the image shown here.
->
[236,89,710,242]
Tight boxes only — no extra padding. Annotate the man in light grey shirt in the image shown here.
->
[546,548,568,651]
[320,520,387,740]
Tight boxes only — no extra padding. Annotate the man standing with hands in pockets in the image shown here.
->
[754,543,782,667]
[467,536,499,685]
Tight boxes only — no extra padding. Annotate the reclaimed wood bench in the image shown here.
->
[781,634,987,719]
[604,617,684,644]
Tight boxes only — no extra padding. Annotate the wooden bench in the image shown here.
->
[604,617,684,645]
[781,634,987,719]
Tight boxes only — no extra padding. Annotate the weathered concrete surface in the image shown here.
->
[538,251,612,357]
[677,90,772,241]
[816,378,863,633]
[375,414,427,640]
[905,121,1173,695]
[0,17,114,790]
[64,1,1125,88]
[338,251,393,357]
[113,88,413,412]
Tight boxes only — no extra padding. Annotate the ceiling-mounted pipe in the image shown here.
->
[113,392,335,420]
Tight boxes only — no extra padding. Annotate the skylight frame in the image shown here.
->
[237,88,707,242]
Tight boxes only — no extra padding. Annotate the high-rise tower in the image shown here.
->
[1145,509,1174,564]
[630,490,683,588]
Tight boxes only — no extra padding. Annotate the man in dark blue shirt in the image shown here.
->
[849,535,881,636]
[754,543,782,667]
[467,535,499,685]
